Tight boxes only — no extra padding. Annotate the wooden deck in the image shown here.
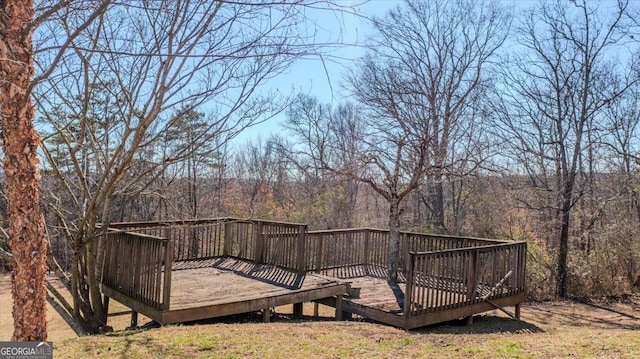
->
[102,258,348,325]
[102,219,526,330]
[320,264,524,329]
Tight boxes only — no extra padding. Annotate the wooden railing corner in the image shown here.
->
[162,238,173,310]
[223,221,232,257]
[296,224,307,273]
[254,221,264,265]
[403,253,415,317]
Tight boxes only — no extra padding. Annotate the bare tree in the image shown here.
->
[0,0,112,340]
[298,0,507,280]
[602,83,640,221]
[287,0,507,280]
[352,0,509,232]
[232,137,281,218]
[494,0,635,297]
[33,0,345,333]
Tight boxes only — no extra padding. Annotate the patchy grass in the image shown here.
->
[54,299,640,359]
[3,273,640,358]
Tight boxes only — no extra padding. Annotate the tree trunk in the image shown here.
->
[0,0,49,341]
[70,246,103,333]
[86,237,107,326]
[431,180,445,231]
[388,196,402,282]
[556,186,572,298]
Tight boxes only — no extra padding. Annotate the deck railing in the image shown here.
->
[306,228,510,275]
[109,218,308,272]
[109,218,228,262]
[101,230,173,310]
[403,241,527,317]
[306,228,386,272]
[103,219,525,316]
[260,221,307,271]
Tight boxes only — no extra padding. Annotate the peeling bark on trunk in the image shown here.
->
[0,0,48,341]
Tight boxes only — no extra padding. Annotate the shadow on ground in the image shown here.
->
[523,299,640,331]
[416,315,544,335]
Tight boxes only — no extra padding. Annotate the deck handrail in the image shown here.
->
[101,230,173,311]
[305,228,507,274]
[404,241,527,317]
[109,218,309,272]
[109,217,307,229]
[100,218,526,319]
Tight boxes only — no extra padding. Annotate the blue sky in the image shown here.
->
[230,0,404,146]
[230,0,540,147]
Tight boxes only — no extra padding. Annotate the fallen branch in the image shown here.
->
[479,270,518,320]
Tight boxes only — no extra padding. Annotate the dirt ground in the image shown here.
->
[0,273,136,341]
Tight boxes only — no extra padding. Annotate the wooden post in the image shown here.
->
[465,250,478,303]
[263,308,271,323]
[163,228,171,242]
[162,239,173,310]
[401,232,409,275]
[363,229,370,267]
[521,242,528,295]
[254,221,264,264]
[293,302,303,318]
[130,311,139,328]
[296,224,307,273]
[515,303,521,320]
[315,235,323,273]
[103,295,110,327]
[223,221,232,257]
[313,302,319,317]
[335,295,343,321]
[465,315,473,325]
[403,254,414,317]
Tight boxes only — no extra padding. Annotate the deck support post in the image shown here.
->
[263,308,271,323]
[130,311,139,328]
[103,295,110,326]
[335,295,343,321]
[293,302,303,318]
[313,302,319,317]
[515,303,521,320]
[465,315,473,325]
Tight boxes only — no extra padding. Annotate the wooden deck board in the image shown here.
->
[343,276,405,313]
[318,265,524,329]
[146,258,348,324]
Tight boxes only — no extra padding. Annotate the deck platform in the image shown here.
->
[320,265,524,329]
[102,219,526,329]
[102,258,349,325]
